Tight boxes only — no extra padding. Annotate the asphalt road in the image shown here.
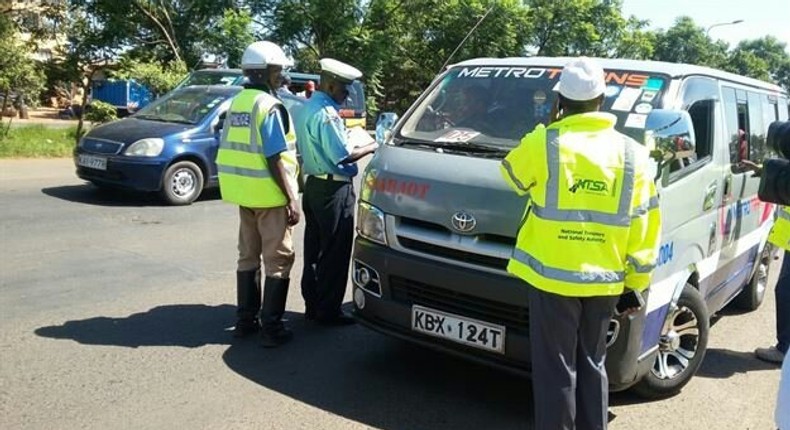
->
[0,158,784,430]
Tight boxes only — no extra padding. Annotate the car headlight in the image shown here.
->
[124,138,164,157]
[357,202,387,245]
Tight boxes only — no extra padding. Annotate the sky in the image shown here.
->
[621,0,790,52]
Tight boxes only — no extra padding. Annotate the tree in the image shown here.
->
[726,37,790,91]
[651,16,728,68]
[204,9,256,68]
[56,2,124,142]
[0,15,45,136]
[112,58,187,97]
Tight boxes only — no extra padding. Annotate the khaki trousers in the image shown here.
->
[237,206,295,278]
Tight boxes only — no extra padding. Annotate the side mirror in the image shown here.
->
[644,109,696,179]
[214,112,227,134]
[375,112,399,145]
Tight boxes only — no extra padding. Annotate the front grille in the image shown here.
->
[390,276,528,331]
[398,237,509,270]
[81,139,122,154]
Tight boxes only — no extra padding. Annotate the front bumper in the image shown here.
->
[74,151,167,192]
[352,237,653,389]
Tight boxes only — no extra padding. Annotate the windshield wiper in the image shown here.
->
[434,140,508,154]
[135,115,194,125]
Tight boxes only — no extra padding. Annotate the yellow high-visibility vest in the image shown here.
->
[216,89,298,208]
[501,112,662,297]
[769,206,790,251]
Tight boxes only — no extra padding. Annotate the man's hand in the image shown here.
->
[737,159,763,177]
[286,200,300,226]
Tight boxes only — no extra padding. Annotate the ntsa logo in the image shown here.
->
[569,178,611,195]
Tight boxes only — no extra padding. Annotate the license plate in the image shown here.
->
[78,155,107,170]
[412,305,505,354]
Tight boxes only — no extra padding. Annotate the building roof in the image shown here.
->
[451,57,786,94]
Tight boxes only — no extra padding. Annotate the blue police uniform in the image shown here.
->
[296,89,358,323]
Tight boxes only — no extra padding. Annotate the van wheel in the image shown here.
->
[632,284,709,399]
[733,246,771,311]
[161,161,203,205]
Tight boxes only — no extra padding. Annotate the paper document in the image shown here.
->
[347,126,375,148]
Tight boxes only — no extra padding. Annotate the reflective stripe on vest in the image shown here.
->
[513,248,625,284]
[217,165,271,178]
[780,209,790,221]
[530,129,636,227]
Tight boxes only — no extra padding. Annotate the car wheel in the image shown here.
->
[733,245,771,311]
[632,284,709,399]
[161,161,204,205]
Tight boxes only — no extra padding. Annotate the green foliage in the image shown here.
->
[84,100,117,124]
[112,58,187,96]
[0,15,46,134]
[0,125,78,158]
[651,16,728,68]
[204,9,256,68]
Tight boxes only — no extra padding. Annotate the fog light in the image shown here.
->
[353,260,381,296]
[359,267,371,285]
[354,288,366,309]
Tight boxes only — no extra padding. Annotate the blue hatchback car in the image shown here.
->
[75,84,308,205]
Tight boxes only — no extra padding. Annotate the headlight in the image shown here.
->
[357,202,387,245]
[124,138,164,157]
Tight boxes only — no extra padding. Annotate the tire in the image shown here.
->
[733,245,771,311]
[632,284,709,399]
[161,161,204,205]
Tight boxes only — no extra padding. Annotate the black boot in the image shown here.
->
[260,277,293,348]
[233,270,261,338]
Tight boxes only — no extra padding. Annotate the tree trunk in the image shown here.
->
[1,89,11,138]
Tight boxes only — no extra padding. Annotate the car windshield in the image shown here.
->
[133,87,236,125]
[177,71,243,88]
[399,65,669,149]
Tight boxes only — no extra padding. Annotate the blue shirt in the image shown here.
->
[295,91,357,177]
[261,109,288,158]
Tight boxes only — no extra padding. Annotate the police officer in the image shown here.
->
[296,58,377,326]
[216,41,301,347]
[500,57,661,429]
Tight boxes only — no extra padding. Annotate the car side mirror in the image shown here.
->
[644,109,696,181]
[214,112,227,134]
[376,112,399,145]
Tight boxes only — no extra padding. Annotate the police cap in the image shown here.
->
[319,58,362,83]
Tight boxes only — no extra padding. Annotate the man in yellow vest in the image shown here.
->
[216,41,301,347]
[500,57,661,429]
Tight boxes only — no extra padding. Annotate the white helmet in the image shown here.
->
[241,41,293,70]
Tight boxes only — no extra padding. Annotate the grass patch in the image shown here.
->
[0,124,79,158]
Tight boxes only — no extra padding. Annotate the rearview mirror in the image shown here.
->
[214,112,227,134]
[644,109,696,179]
[376,112,399,145]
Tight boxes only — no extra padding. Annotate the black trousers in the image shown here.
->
[301,176,356,320]
[528,286,618,430]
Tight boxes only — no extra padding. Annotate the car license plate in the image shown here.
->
[412,305,505,354]
[78,154,107,170]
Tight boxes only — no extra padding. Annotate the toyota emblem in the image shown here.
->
[451,211,477,233]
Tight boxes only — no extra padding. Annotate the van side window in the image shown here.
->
[779,97,789,121]
[722,87,749,164]
[747,91,767,161]
[676,77,717,175]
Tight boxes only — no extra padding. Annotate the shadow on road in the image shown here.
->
[35,304,235,348]
[695,348,780,378]
[41,184,220,207]
[223,311,535,430]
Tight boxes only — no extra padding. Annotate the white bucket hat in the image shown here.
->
[555,57,606,101]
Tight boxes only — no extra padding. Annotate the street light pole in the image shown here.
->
[706,19,745,37]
